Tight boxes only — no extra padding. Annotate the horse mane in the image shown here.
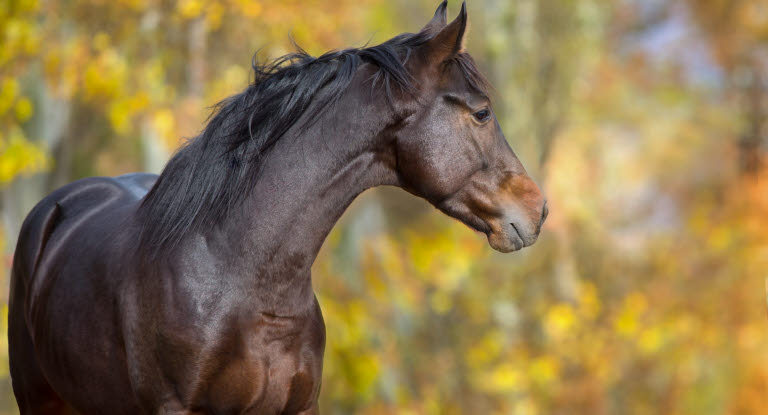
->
[137,30,490,255]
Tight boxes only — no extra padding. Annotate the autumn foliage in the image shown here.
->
[1,0,767,414]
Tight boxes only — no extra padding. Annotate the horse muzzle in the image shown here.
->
[486,200,548,253]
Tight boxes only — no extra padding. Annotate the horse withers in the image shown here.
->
[9,2,547,413]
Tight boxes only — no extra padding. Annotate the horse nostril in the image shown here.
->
[538,201,549,229]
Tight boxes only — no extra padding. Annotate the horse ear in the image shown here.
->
[420,1,468,64]
[421,1,449,35]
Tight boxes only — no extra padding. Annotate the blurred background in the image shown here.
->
[1,0,768,413]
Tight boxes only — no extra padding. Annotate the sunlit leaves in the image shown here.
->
[0,79,20,116]
[13,97,32,122]
[544,303,576,339]
[0,0,767,413]
[177,0,204,19]
[0,76,46,185]
[83,49,127,100]
[0,128,48,184]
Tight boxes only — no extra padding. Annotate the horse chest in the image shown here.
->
[152,305,326,415]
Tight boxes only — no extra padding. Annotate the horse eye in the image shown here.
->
[473,109,490,123]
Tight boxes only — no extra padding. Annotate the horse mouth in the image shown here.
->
[487,226,524,253]
[436,200,531,253]
[509,222,523,241]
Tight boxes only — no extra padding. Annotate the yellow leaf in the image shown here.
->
[15,97,33,122]
[177,0,203,19]
[429,291,452,314]
[488,363,523,392]
[0,78,19,115]
[0,129,48,184]
[528,356,559,386]
[544,303,576,339]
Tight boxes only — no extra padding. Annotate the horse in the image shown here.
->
[8,2,547,413]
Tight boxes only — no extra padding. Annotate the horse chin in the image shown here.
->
[486,230,524,253]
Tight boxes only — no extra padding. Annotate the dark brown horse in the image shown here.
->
[9,2,547,413]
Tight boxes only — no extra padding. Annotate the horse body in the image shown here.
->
[9,2,548,413]
[11,169,329,414]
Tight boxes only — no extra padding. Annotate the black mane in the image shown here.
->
[137,30,489,254]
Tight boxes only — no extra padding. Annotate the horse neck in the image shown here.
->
[196,90,399,312]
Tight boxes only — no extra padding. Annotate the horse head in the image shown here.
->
[391,1,548,252]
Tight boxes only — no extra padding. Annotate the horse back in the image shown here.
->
[12,173,156,291]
